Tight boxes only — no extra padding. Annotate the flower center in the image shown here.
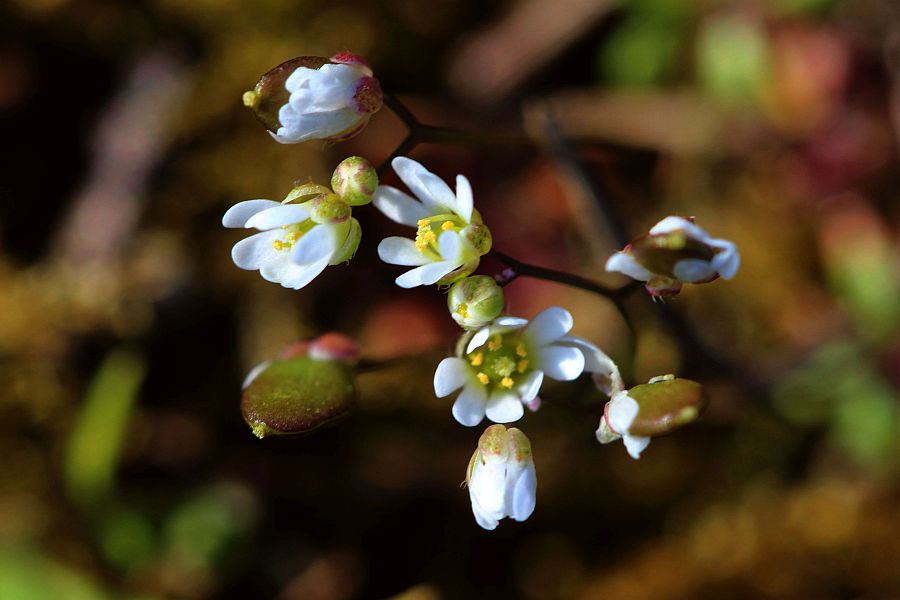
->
[271,220,316,252]
[467,334,530,390]
[415,214,464,259]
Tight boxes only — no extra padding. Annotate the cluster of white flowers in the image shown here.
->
[229,52,738,531]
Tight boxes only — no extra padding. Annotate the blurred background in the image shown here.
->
[2,0,900,598]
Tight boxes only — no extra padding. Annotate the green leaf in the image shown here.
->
[64,347,146,508]
[241,357,357,438]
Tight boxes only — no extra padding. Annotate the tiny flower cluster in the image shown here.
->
[229,51,736,532]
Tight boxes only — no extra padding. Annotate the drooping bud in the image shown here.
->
[331,156,378,206]
[605,216,739,297]
[467,425,536,530]
[244,54,382,144]
[596,376,706,459]
[447,275,504,329]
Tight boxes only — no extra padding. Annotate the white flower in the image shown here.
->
[374,157,492,288]
[223,193,360,290]
[596,390,651,459]
[554,336,624,396]
[605,216,740,296]
[434,307,587,427]
[467,425,536,530]
[268,54,382,144]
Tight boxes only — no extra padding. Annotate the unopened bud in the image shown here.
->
[331,156,378,206]
[462,223,493,256]
[448,275,504,329]
[283,183,332,204]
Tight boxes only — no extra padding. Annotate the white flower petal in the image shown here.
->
[649,216,708,241]
[485,391,524,423]
[673,259,718,283]
[434,357,469,397]
[260,253,329,289]
[275,107,359,143]
[391,157,455,213]
[372,186,429,226]
[452,384,487,427]
[607,391,639,434]
[557,336,623,394]
[535,346,585,381]
[469,460,507,517]
[517,370,544,402]
[605,252,652,281]
[455,175,474,223]
[244,204,310,230]
[495,316,528,328]
[394,260,457,288]
[377,237,430,266]
[290,224,337,266]
[623,434,651,459]
[222,200,280,228]
[231,230,282,270]
[524,307,573,347]
[437,230,462,261]
[509,463,536,522]
[711,241,740,279]
[466,327,491,354]
[470,492,499,530]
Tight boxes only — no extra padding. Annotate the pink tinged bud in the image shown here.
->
[243,56,330,133]
[330,51,373,75]
[352,76,383,115]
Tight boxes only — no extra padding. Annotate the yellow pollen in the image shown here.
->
[469,352,483,367]
[477,372,490,385]
[417,219,429,227]
[517,359,529,373]
[516,343,528,357]
[272,240,285,251]
[424,231,436,243]
[500,376,514,389]
[487,338,502,351]
[441,221,454,231]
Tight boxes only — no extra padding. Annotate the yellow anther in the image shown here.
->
[516,343,528,357]
[272,240,285,251]
[516,359,529,373]
[477,372,490,385]
[487,338,502,351]
[456,303,469,318]
[287,231,301,243]
[441,221,454,231]
[469,352,483,367]
[423,230,436,243]
[500,376,514,389]
[417,219,430,227]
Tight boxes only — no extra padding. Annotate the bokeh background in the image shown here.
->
[2,0,900,598]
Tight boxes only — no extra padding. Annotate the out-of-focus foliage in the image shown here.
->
[0,0,899,598]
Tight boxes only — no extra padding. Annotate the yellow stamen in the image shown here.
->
[272,240,285,251]
[516,343,528,357]
[469,352,483,367]
[477,372,490,385]
[441,221,454,231]
[287,231,301,243]
[487,338,502,351]
[500,376,514,389]
[417,219,429,227]
[457,303,469,319]
[423,230,436,243]
[517,359,529,373]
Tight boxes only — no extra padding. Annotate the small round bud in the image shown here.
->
[331,156,378,206]
[447,275,504,329]
[309,193,351,225]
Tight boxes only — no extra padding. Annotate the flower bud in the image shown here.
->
[597,376,706,459]
[466,425,536,530]
[244,54,382,144]
[447,275,504,329]
[329,218,361,264]
[331,156,378,206]
[283,183,332,204]
[461,222,492,256]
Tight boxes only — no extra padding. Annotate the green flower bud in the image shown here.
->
[331,156,378,206]
[309,193,351,225]
[448,275,504,329]
[462,223,492,256]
